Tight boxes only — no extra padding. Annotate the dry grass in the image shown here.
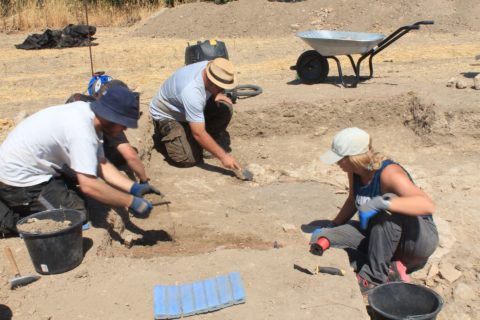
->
[0,0,163,32]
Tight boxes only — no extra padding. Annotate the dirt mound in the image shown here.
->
[133,0,479,39]
[231,93,437,139]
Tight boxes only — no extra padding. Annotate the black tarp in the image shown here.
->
[15,24,97,50]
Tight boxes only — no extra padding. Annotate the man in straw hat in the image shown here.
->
[150,57,241,170]
[0,86,157,236]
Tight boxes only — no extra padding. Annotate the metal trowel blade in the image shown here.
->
[234,169,253,181]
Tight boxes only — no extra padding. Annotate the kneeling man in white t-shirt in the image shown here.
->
[0,86,159,236]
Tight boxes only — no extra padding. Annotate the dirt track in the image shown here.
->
[1,1,480,319]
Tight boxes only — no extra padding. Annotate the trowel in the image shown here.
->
[233,168,253,181]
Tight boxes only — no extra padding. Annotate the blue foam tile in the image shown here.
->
[154,286,181,319]
[154,272,245,319]
[153,286,167,319]
[192,280,208,313]
[203,278,221,311]
[179,284,195,317]
[166,285,180,318]
[216,275,234,307]
[229,272,246,304]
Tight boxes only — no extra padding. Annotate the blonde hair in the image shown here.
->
[348,138,388,171]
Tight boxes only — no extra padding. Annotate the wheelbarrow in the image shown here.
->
[291,21,434,88]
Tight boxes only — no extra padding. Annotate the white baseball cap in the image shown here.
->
[320,127,370,164]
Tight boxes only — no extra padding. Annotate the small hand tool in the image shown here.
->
[294,264,345,277]
[4,246,40,289]
[293,264,314,275]
[314,266,345,276]
[152,199,172,206]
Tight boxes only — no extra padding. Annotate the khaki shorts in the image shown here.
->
[153,99,233,167]
[154,120,202,167]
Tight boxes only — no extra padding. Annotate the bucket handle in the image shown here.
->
[406,313,437,320]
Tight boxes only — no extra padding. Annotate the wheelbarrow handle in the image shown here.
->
[414,20,435,25]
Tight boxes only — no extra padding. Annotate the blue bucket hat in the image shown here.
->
[90,86,139,129]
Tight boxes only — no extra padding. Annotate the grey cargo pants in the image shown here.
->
[0,178,87,236]
[317,212,438,285]
[153,98,233,167]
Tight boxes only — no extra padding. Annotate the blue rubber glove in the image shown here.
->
[130,182,162,197]
[358,193,397,230]
[310,228,324,244]
[129,196,153,218]
[309,221,336,243]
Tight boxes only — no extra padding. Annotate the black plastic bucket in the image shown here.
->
[16,209,85,275]
[368,282,443,320]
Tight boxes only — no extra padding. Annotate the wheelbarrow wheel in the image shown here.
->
[296,50,329,84]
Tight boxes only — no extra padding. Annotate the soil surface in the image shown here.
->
[16,219,72,234]
[1,1,480,319]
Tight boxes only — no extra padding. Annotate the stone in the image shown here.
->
[427,263,440,279]
[313,126,328,136]
[282,223,296,232]
[290,24,300,30]
[244,163,265,178]
[243,163,279,184]
[474,74,480,90]
[456,79,467,89]
[453,282,476,301]
[425,278,435,287]
[446,77,457,87]
[439,263,462,283]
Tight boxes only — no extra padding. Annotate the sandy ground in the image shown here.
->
[1,1,480,319]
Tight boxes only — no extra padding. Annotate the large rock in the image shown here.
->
[456,79,467,89]
[474,74,480,90]
[446,77,457,87]
[439,263,462,283]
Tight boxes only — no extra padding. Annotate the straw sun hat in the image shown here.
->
[206,58,238,90]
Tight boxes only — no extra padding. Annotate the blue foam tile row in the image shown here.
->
[154,271,246,319]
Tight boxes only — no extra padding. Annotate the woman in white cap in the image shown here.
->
[311,127,438,293]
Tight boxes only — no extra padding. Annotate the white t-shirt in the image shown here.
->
[0,101,104,187]
[149,61,212,123]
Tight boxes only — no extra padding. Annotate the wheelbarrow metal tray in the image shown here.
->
[297,30,385,56]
